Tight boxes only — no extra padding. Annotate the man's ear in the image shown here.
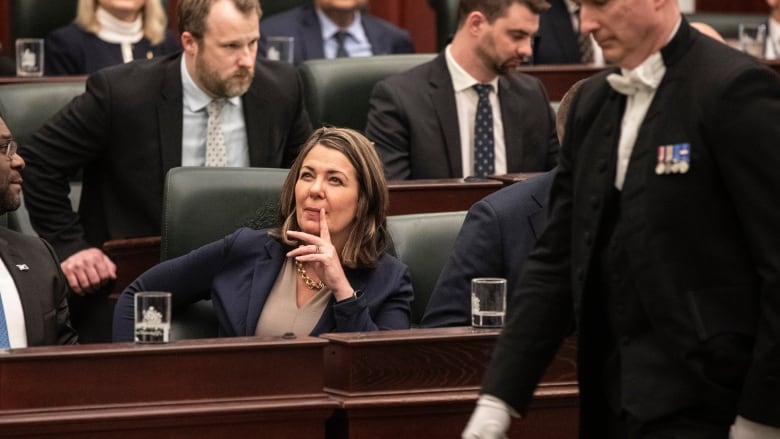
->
[181,31,199,56]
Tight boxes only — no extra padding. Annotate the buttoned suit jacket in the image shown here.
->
[22,53,312,260]
[0,227,78,346]
[259,3,414,65]
[533,0,582,64]
[365,53,559,180]
[480,20,780,434]
[421,171,554,328]
[112,228,414,341]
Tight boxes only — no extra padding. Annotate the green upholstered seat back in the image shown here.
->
[298,53,436,131]
[161,167,289,261]
[386,211,467,325]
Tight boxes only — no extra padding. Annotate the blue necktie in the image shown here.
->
[0,296,10,349]
[334,31,350,58]
[473,84,495,178]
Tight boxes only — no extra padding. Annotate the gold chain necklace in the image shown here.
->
[295,260,325,290]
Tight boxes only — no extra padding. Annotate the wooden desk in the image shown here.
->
[0,336,336,438]
[321,328,578,439]
[387,178,503,215]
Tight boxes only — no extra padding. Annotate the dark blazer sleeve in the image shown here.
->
[365,77,414,180]
[422,172,554,328]
[325,254,414,333]
[21,71,114,259]
[45,24,84,75]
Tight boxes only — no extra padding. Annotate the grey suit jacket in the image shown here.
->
[21,53,312,260]
[260,3,415,65]
[365,53,559,180]
[481,20,780,432]
[0,227,77,346]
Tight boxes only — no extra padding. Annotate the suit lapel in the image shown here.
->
[429,55,462,177]
[243,238,286,336]
[301,5,326,61]
[499,77,528,171]
[362,16,385,55]
[157,56,185,177]
[0,235,43,345]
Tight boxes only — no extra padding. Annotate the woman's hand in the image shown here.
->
[286,208,354,301]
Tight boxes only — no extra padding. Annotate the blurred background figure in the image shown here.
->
[533,0,602,65]
[45,0,181,75]
[766,0,780,59]
[260,0,414,64]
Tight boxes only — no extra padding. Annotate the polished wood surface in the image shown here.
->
[0,336,335,438]
[0,329,579,438]
[321,328,578,439]
[388,178,503,215]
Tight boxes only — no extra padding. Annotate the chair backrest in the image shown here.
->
[683,12,766,40]
[261,0,309,17]
[298,53,436,131]
[386,211,467,325]
[432,0,459,51]
[0,81,86,147]
[9,0,78,42]
[160,167,289,261]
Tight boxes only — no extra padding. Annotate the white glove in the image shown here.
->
[462,394,513,439]
[730,416,780,439]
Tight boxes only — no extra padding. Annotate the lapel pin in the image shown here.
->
[15,264,29,271]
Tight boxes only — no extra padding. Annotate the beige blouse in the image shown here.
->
[255,258,330,337]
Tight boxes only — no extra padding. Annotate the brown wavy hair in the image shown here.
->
[275,127,389,269]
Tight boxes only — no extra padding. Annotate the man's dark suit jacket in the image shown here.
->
[112,228,414,341]
[533,0,582,64]
[365,54,559,180]
[421,171,554,328]
[21,53,312,260]
[0,227,78,346]
[480,20,780,434]
[259,3,414,65]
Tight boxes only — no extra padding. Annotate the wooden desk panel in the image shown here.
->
[387,179,503,215]
[0,336,336,438]
[321,327,579,439]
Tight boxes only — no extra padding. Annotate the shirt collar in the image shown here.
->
[180,57,240,112]
[444,45,500,93]
[316,8,368,44]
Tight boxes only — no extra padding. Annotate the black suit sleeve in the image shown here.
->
[365,79,412,180]
[21,72,113,260]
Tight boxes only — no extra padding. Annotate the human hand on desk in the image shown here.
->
[462,394,512,439]
[61,248,117,295]
[286,208,354,301]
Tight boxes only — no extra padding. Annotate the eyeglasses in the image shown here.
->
[0,139,18,159]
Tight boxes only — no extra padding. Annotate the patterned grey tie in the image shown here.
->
[472,84,495,178]
[205,99,227,167]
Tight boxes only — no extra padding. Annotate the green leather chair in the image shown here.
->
[386,211,467,325]
[261,0,309,18]
[684,12,766,40]
[160,166,289,340]
[0,81,86,147]
[298,53,436,131]
[431,0,459,51]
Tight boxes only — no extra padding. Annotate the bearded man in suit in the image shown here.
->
[366,0,559,180]
[463,0,780,437]
[22,0,312,298]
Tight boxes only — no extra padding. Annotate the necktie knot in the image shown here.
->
[207,99,226,118]
[473,83,492,100]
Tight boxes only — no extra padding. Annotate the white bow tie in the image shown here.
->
[606,71,658,96]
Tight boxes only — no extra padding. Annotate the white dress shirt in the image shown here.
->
[180,57,249,167]
[444,45,507,178]
[765,17,780,60]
